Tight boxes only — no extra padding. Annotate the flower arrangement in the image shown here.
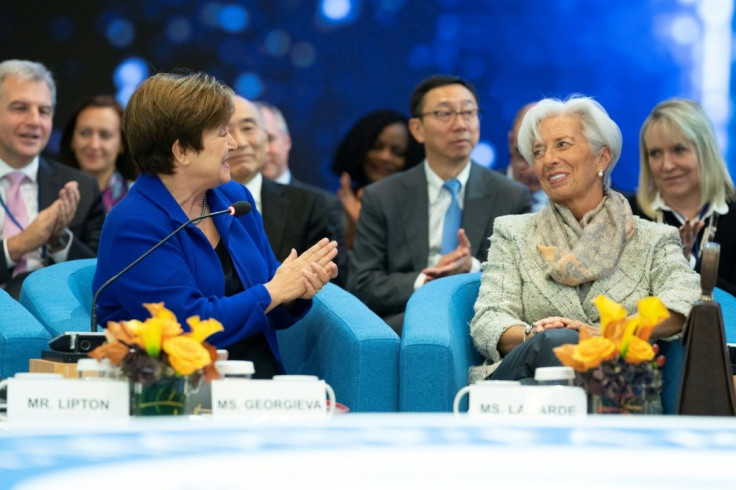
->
[553,295,669,414]
[89,303,224,415]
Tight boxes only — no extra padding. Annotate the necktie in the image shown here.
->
[441,178,462,254]
[3,172,29,275]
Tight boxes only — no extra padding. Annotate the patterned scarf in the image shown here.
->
[534,191,635,286]
[102,170,131,214]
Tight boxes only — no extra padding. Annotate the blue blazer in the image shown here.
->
[93,174,310,371]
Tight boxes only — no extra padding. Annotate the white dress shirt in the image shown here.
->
[414,160,481,290]
[244,172,264,214]
[275,168,291,185]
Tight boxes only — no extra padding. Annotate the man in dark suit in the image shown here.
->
[256,101,346,275]
[0,60,104,298]
[348,75,531,333]
[228,95,345,284]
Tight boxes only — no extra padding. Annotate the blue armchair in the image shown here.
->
[20,259,400,412]
[400,273,482,412]
[399,272,733,414]
[0,288,50,378]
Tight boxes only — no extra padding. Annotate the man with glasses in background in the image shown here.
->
[348,75,530,334]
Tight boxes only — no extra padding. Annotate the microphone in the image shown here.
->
[89,200,251,332]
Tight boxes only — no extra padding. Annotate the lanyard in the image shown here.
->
[0,193,25,231]
[0,188,48,260]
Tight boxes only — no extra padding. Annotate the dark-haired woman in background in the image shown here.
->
[331,110,424,248]
[60,95,138,213]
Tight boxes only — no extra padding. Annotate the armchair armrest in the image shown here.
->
[277,282,400,412]
[400,273,482,412]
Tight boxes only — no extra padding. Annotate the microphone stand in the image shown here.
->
[91,204,248,331]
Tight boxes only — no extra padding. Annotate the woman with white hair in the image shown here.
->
[469,96,700,384]
[633,98,736,295]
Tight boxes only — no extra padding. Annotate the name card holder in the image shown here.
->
[453,382,587,417]
[211,376,335,419]
[1,376,130,423]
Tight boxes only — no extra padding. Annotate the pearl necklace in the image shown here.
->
[193,195,208,225]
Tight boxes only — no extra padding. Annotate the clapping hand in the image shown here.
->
[5,181,80,261]
[264,238,338,312]
[337,172,362,224]
[422,228,473,283]
[679,219,705,261]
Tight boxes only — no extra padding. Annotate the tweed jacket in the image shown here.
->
[469,213,701,383]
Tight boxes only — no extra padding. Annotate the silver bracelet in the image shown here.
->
[523,324,532,342]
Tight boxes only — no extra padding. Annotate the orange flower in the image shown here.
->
[201,343,220,382]
[142,302,183,340]
[571,337,617,369]
[89,340,130,365]
[163,336,212,376]
[553,344,586,371]
[185,316,224,344]
[91,303,220,378]
[554,295,669,371]
[623,337,655,364]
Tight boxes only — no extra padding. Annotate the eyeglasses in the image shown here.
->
[416,108,482,124]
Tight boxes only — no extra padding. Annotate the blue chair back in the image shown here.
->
[0,288,50,378]
[19,258,97,336]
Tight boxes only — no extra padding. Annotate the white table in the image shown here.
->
[2,414,736,489]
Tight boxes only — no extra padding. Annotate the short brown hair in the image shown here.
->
[123,72,234,175]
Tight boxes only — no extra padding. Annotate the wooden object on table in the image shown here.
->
[28,359,78,378]
[677,242,736,416]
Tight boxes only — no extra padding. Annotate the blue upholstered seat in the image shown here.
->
[399,272,734,414]
[0,288,50,378]
[20,258,97,336]
[19,259,400,412]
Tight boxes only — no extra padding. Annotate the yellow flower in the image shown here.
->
[635,296,670,341]
[143,302,183,340]
[555,295,669,371]
[138,318,164,357]
[163,336,213,376]
[571,337,617,369]
[594,295,628,345]
[623,337,655,364]
[185,316,224,344]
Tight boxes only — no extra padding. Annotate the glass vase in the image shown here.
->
[588,377,661,415]
[132,376,190,416]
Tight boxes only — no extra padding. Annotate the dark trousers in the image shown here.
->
[490,329,579,384]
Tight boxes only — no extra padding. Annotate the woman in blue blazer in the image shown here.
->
[93,72,338,378]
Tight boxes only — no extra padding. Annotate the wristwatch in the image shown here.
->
[48,229,72,253]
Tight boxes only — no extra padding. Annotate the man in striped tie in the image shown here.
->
[349,75,531,334]
[0,60,104,298]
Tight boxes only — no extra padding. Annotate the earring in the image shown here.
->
[597,170,604,178]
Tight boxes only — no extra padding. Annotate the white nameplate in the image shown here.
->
[5,378,130,423]
[455,385,587,416]
[211,379,332,418]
